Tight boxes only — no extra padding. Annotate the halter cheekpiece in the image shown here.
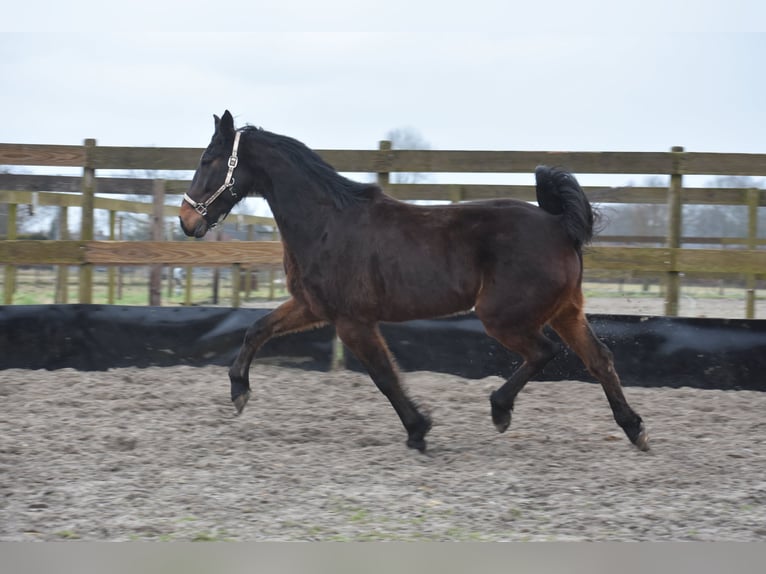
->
[183,130,242,224]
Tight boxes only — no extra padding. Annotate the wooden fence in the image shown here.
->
[1,140,765,316]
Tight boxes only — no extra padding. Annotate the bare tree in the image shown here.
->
[11,201,57,239]
[597,177,668,241]
[684,175,762,241]
[0,168,57,238]
[384,127,431,184]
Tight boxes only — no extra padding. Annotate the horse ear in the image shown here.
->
[217,110,235,137]
[213,114,221,130]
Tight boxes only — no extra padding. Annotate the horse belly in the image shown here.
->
[371,256,481,322]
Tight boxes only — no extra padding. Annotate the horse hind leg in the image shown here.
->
[334,318,432,452]
[228,298,325,414]
[551,307,649,451]
[483,328,559,434]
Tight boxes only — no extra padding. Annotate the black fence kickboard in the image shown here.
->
[1,305,764,391]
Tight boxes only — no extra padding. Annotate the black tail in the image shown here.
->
[534,165,594,250]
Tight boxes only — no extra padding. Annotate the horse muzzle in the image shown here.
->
[179,206,208,238]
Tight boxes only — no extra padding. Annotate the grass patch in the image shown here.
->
[2,266,289,306]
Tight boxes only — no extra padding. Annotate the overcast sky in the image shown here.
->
[2,9,765,156]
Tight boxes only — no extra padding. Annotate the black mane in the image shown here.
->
[241,126,378,209]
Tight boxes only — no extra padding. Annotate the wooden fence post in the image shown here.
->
[244,224,255,301]
[268,227,278,300]
[79,138,96,304]
[3,203,17,304]
[665,145,684,316]
[184,258,193,306]
[107,210,117,304]
[377,140,392,191]
[149,179,165,306]
[449,184,464,204]
[212,227,223,304]
[745,188,759,319]
[118,216,124,300]
[183,228,193,305]
[165,221,174,300]
[55,206,69,303]
[231,263,241,308]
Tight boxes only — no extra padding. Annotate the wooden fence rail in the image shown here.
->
[3,142,766,175]
[2,240,765,273]
[2,140,765,315]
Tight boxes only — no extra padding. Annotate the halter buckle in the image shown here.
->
[193,203,208,216]
[228,156,239,169]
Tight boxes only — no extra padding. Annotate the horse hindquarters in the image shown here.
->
[474,226,648,450]
[474,242,571,432]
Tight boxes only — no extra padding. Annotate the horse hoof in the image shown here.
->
[406,416,432,453]
[490,392,511,433]
[407,436,427,453]
[232,390,251,415]
[633,424,650,451]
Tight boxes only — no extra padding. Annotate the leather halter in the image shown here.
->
[182,130,241,224]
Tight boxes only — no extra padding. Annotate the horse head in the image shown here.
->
[179,110,252,238]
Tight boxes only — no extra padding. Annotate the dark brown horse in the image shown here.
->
[179,110,649,453]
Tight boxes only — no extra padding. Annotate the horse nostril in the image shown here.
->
[179,215,201,238]
[194,219,208,238]
[179,216,191,237]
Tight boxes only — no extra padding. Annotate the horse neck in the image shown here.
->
[244,138,336,246]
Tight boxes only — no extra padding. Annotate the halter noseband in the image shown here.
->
[183,130,242,223]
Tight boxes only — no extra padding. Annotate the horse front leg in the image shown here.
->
[229,298,326,414]
[334,318,432,452]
